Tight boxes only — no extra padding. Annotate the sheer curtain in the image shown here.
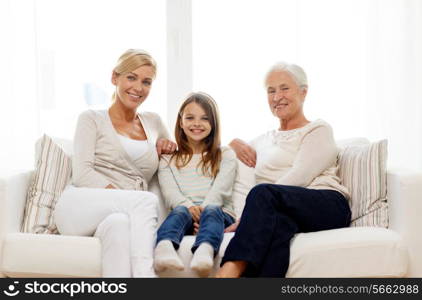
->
[0,0,167,172]
[192,0,422,170]
[35,0,167,139]
[0,0,39,173]
[1,0,422,173]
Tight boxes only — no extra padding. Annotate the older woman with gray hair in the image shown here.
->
[216,62,351,277]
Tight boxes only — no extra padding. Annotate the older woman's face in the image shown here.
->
[266,70,307,120]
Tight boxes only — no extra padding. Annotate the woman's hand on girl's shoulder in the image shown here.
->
[229,139,256,168]
[156,138,177,155]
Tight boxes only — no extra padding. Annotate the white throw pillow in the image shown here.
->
[338,139,388,227]
[22,135,72,234]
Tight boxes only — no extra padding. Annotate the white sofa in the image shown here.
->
[0,138,420,278]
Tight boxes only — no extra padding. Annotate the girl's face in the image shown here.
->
[180,102,212,145]
[112,65,154,110]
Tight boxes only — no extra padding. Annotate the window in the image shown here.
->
[192,0,370,143]
[1,0,422,171]
[192,0,422,170]
[35,0,167,139]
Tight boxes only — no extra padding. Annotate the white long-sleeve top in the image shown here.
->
[158,148,237,218]
[72,109,170,190]
[251,119,350,199]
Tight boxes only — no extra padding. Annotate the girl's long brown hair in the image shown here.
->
[171,92,222,178]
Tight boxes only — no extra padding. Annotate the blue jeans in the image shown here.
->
[156,205,235,255]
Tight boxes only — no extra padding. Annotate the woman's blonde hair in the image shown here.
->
[171,92,222,178]
[112,49,157,101]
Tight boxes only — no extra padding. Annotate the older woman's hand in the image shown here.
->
[156,138,177,155]
[224,220,239,233]
[229,139,256,168]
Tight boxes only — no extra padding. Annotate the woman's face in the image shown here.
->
[180,102,212,144]
[112,65,155,110]
[266,70,307,121]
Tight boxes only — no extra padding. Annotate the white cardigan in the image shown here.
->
[72,109,170,191]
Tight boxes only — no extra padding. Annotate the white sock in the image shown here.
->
[190,242,215,277]
[153,240,184,272]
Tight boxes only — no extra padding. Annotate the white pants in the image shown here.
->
[54,185,159,277]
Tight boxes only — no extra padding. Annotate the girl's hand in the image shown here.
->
[229,139,256,168]
[188,206,203,223]
[224,220,240,233]
[156,138,177,155]
[193,222,200,235]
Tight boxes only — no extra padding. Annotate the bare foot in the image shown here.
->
[215,261,247,278]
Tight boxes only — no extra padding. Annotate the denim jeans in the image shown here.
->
[156,204,235,255]
[221,184,351,277]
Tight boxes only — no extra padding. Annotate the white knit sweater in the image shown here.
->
[251,119,350,199]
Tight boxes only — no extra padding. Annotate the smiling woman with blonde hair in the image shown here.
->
[54,49,176,278]
[216,62,351,278]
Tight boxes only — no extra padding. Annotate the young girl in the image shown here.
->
[154,92,237,277]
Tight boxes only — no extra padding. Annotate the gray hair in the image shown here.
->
[264,62,308,90]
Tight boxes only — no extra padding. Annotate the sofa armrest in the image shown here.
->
[0,170,33,277]
[387,169,422,277]
[0,170,33,234]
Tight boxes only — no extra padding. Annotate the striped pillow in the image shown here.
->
[338,139,388,227]
[21,135,72,234]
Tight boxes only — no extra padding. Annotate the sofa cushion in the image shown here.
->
[157,227,407,278]
[232,159,255,219]
[35,136,73,161]
[2,233,101,277]
[338,139,388,227]
[286,227,407,277]
[3,228,407,278]
[21,135,72,234]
